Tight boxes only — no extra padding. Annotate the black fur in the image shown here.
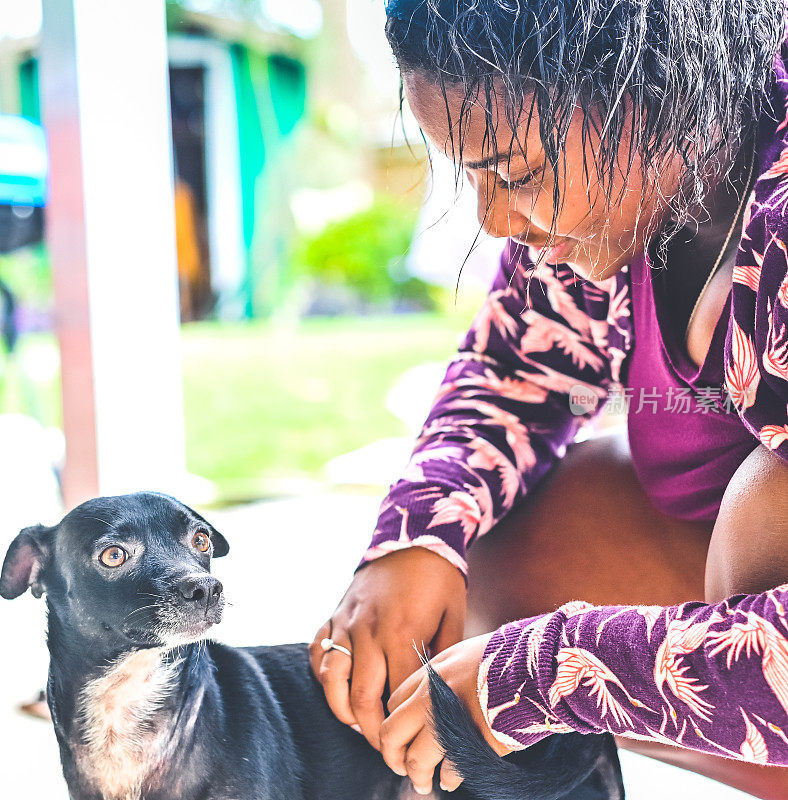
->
[427,663,624,800]
[2,492,624,800]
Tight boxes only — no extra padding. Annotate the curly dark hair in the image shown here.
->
[385,0,786,261]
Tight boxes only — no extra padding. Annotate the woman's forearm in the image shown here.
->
[479,586,788,765]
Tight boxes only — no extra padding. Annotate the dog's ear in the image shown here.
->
[189,510,229,558]
[208,524,229,558]
[0,524,55,600]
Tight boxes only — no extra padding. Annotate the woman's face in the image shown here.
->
[404,72,684,280]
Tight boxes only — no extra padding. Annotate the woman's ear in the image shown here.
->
[0,524,55,599]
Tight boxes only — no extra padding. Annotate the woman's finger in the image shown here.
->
[379,689,428,775]
[349,635,388,750]
[403,725,444,795]
[439,759,464,792]
[308,621,332,677]
[388,666,424,713]
[318,633,357,727]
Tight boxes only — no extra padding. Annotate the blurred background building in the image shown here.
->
[0,0,502,512]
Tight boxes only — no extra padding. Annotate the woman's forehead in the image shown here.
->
[404,72,543,168]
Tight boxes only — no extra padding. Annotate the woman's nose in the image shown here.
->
[468,171,528,239]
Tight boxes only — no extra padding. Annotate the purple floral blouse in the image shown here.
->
[360,41,788,763]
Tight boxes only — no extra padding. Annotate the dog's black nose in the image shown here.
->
[176,575,223,609]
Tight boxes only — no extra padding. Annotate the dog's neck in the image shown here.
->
[46,604,211,800]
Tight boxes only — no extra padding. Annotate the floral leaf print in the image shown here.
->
[741,188,759,237]
[467,439,522,506]
[726,319,761,411]
[516,356,609,400]
[561,601,595,617]
[472,289,519,353]
[778,268,788,309]
[767,230,788,265]
[707,611,788,715]
[754,713,788,747]
[763,146,788,212]
[519,311,605,371]
[596,606,664,645]
[764,305,788,381]
[732,263,763,293]
[760,423,788,450]
[524,261,593,337]
[524,616,551,677]
[427,492,481,539]
[514,719,575,735]
[763,144,788,181]
[549,648,653,728]
[606,279,632,341]
[478,641,536,752]
[740,709,770,764]
[433,367,550,406]
[459,400,538,472]
[484,374,550,403]
[653,614,723,723]
[401,446,465,483]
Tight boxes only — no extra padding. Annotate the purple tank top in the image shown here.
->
[625,252,757,521]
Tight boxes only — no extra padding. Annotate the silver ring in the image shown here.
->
[320,637,352,658]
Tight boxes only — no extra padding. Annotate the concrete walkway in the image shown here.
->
[1,491,756,798]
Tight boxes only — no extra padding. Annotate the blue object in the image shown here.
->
[0,114,48,207]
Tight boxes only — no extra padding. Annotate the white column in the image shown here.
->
[40,0,186,506]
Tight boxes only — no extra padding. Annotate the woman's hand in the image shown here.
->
[309,547,466,750]
[380,633,511,794]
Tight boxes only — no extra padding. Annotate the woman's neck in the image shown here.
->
[650,131,757,340]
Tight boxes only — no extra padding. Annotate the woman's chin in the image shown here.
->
[567,250,632,282]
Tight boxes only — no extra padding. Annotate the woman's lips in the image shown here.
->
[518,237,575,264]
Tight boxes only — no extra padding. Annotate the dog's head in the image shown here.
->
[0,492,229,649]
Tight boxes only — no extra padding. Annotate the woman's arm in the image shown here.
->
[361,239,630,576]
[480,444,788,762]
[377,444,788,792]
[311,239,630,747]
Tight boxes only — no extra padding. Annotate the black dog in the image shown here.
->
[1,492,624,800]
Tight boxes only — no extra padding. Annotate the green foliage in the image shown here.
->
[0,247,52,307]
[291,195,433,307]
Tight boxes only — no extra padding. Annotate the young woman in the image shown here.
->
[310,1,788,796]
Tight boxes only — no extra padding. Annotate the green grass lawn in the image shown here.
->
[181,313,473,501]
[1,312,477,504]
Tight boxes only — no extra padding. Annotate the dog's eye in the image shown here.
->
[99,546,128,568]
[192,531,211,553]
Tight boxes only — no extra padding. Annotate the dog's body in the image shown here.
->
[1,493,624,800]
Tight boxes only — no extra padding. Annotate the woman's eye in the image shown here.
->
[498,174,534,190]
[192,531,211,553]
[99,546,128,568]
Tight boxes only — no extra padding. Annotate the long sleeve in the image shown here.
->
[726,39,788,461]
[359,239,633,576]
[479,586,788,765]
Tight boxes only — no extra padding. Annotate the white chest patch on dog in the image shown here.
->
[77,648,179,800]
